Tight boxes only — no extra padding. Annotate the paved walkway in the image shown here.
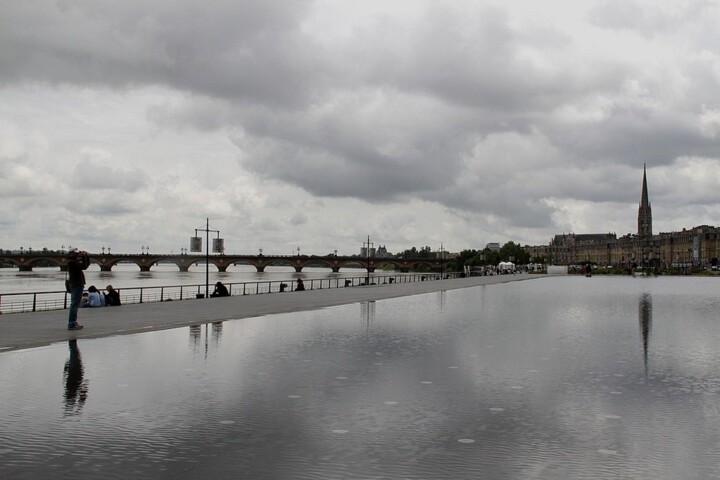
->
[0,274,543,352]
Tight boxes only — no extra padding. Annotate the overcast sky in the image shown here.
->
[1,0,719,256]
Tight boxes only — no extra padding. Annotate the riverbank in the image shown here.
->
[0,273,542,352]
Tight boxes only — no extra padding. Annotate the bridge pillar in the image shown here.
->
[100,265,112,272]
[331,267,340,273]
[294,266,302,272]
[256,266,266,272]
[178,265,190,272]
[367,267,376,273]
[140,265,151,272]
[19,265,32,272]
[399,267,410,273]
[217,266,228,272]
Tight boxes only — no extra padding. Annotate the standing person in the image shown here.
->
[66,248,90,330]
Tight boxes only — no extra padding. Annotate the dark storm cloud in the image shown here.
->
[229,96,472,200]
[547,106,720,168]
[0,0,320,107]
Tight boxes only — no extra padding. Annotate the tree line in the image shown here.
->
[392,242,539,271]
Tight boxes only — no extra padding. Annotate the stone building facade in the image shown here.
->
[524,166,720,269]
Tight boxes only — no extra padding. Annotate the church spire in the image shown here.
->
[638,164,652,238]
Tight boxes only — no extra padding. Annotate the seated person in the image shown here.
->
[210,281,230,297]
[83,285,104,307]
[295,278,305,291]
[104,285,121,306]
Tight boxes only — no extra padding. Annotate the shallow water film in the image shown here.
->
[2,276,720,479]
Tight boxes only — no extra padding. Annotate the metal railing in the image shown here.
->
[0,272,461,315]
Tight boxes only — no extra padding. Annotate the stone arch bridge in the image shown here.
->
[1,253,445,273]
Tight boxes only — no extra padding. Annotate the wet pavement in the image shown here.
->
[0,274,535,352]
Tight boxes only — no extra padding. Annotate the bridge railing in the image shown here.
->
[0,272,462,315]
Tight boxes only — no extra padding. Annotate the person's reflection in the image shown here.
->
[639,293,652,377]
[64,340,88,415]
[211,321,223,346]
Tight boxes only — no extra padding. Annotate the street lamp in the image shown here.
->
[439,243,445,278]
[190,218,222,298]
[297,246,301,256]
[363,236,374,286]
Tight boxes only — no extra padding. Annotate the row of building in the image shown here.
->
[523,166,720,269]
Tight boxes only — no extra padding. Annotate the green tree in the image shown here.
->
[482,248,501,266]
[498,241,530,264]
[400,246,433,258]
[451,249,479,270]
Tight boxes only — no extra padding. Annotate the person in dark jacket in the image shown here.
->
[104,285,121,306]
[210,281,230,297]
[66,248,90,330]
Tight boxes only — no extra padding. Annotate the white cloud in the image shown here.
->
[0,0,719,254]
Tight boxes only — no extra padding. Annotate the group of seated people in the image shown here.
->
[81,285,121,307]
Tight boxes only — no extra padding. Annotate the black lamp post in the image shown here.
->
[363,236,374,286]
[438,243,445,278]
[192,218,221,298]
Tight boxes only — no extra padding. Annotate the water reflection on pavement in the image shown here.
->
[63,340,88,416]
[1,276,720,479]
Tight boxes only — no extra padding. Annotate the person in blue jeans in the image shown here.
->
[66,248,90,330]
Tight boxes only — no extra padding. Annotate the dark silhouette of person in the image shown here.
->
[295,278,305,291]
[210,281,230,297]
[64,340,88,415]
[104,284,121,306]
[66,248,90,330]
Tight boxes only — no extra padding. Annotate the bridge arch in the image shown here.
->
[8,256,66,271]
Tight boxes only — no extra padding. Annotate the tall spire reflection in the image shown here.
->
[63,339,88,415]
[639,293,653,377]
